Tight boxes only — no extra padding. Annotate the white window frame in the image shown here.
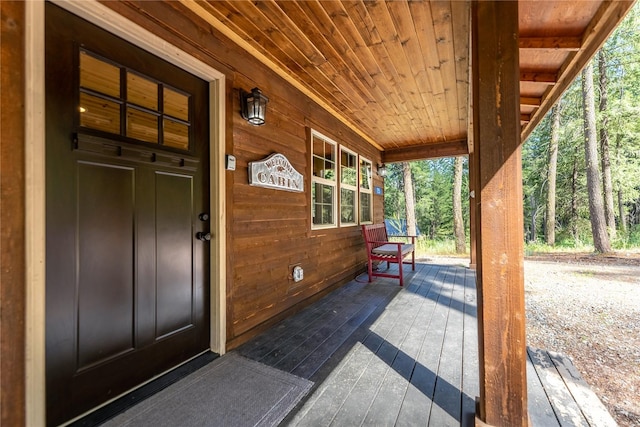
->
[339,146,358,227]
[311,129,337,229]
[359,156,374,224]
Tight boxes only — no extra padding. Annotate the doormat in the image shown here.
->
[102,352,313,427]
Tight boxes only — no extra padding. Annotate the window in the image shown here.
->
[79,50,192,151]
[310,129,375,229]
[340,147,358,226]
[311,131,337,228]
[359,157,373,224]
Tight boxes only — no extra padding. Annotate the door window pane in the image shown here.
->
[163,119,189,150]
[79,92,120,134]
[164,88,189,121]
[80,52,120,97]
[127,72,158,110]
[127,108,158,144]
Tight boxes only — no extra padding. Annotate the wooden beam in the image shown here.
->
[472,1,528,426]
[1,2,27,426]
[382,139,468,163]
[519,36,581,51]
[522,1,635,140]
[521,114,531,122]
[520,96,541,107]
[520,71,557,84]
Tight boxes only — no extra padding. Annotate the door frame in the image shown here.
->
[25,1,227,425]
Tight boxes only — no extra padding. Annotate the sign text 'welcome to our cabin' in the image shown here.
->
[248,153,304,192]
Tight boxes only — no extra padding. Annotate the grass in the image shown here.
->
[390,236,466,257]
[389,225,640,259]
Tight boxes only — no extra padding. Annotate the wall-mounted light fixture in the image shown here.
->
[240,87,269,126]
[377,163,387,177]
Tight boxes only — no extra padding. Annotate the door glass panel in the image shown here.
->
[80,52,120,97]
[79,50,192,150]
[127,72,158,110]
[163,119,189,150]
[164,88,189,121]
[80,92,120,134]
[127,108,158,143]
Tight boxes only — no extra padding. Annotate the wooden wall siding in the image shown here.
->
[103,1,383,348]
[1,2,27,426]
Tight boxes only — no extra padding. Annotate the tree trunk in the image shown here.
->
[453,156,466,253]
[571,154,579,242]
[618,188,627,234]
[529,196,538,242]
[615,134,627,234]
[402,162,417,237]
[598,49,616,240]
[545,105,560,245]
[582,62,612,253]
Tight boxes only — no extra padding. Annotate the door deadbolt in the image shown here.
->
[199,213,210,221]
[196,232,211,241]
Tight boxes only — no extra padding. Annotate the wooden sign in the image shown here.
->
[248,153,303,192]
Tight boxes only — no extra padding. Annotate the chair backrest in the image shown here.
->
[361,224,388,250]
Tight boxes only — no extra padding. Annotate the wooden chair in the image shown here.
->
[361,223,416,286]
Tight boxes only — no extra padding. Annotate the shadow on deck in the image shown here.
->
[237,261,616,427]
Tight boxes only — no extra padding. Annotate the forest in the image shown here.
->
[383,3,640,254]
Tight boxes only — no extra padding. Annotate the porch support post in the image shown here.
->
[471,1,528,426]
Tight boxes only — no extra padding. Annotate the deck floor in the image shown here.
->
[236,261,616,427]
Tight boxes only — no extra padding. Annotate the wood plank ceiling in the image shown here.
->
[181,0,635,161]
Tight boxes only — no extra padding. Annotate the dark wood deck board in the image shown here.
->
[234,261,615,427]
[395,265,457,426]
[461,269,479,427]
[527,349,561,427]
[547,351,617,427]
[429,268,466,426]
[528,347,590,427]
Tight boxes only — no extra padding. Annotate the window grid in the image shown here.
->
[310,129,376,230]
[340,147,358,226]
[359,157,373,224]
[311,130,337,228]
[78,49,191,151]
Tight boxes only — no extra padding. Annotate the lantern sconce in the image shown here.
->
[377,163,387,177]
[240,87,269,126]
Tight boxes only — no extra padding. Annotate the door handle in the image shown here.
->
[196,232,211,241]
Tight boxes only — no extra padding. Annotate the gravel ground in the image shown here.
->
[524,254,640,427]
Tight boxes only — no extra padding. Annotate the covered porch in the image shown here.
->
[1,1,635,425]
[238,261,614,426]
[98,260,615,426]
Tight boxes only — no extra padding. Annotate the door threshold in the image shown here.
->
[66,351,219,427]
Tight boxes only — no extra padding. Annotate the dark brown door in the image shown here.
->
[45,4,210,425]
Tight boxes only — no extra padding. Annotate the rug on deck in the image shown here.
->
[102,352,313,427]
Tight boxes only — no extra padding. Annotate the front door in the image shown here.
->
[45,4,211,425]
